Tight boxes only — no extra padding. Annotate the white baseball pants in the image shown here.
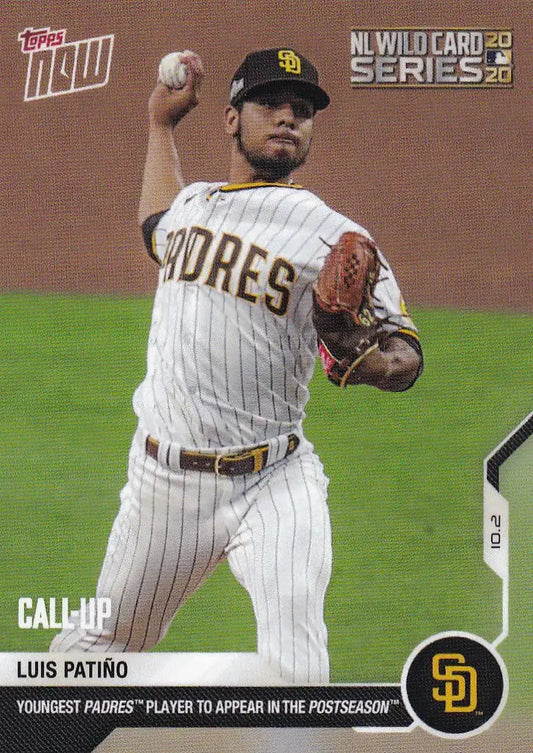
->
[50,429,332,684]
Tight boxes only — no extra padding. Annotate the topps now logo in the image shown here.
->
[350,29,513,87]
[18,26,114,101]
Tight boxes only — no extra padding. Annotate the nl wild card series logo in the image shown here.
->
[350,28,513,87]
[18,26,114,101]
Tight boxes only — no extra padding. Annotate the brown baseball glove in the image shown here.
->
[312,231,386,387]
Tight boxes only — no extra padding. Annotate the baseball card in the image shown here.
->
[1,1,531,751]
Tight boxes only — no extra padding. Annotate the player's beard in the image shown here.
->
[235,125,310,181]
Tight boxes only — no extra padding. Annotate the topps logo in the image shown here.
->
[18,26,114,101]
[350,29,513,87]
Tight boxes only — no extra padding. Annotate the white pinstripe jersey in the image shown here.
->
[135,181,418,448]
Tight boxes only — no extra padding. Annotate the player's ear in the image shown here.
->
[224,105,240,136]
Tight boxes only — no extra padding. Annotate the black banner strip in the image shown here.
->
[0,685,413,753]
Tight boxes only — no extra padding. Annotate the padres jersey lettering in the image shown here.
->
[179,226,213,281]
[161,223,297,318]
[236,244,268,303]
[265,257,295,315]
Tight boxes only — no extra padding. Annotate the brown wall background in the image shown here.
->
[2,0,531,311]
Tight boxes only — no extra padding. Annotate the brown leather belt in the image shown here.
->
[145,434,300,476]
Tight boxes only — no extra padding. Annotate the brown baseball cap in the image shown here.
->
[229,48,330,110]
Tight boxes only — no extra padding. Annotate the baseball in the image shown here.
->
[158,52,189,89]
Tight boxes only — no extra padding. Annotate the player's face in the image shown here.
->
[230,85,315,181]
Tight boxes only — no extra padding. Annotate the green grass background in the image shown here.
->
[0,293,530,710]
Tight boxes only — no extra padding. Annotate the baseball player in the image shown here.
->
[50,48,423,684]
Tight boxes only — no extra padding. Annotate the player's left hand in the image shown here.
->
[312,231,386,387]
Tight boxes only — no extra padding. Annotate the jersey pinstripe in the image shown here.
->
[134,182,418,448]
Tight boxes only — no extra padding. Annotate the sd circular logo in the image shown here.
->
[401,632,508,738]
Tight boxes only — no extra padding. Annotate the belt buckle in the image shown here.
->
[215,445,267,475]
[146,436,159,461]
[214,453,224,475]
